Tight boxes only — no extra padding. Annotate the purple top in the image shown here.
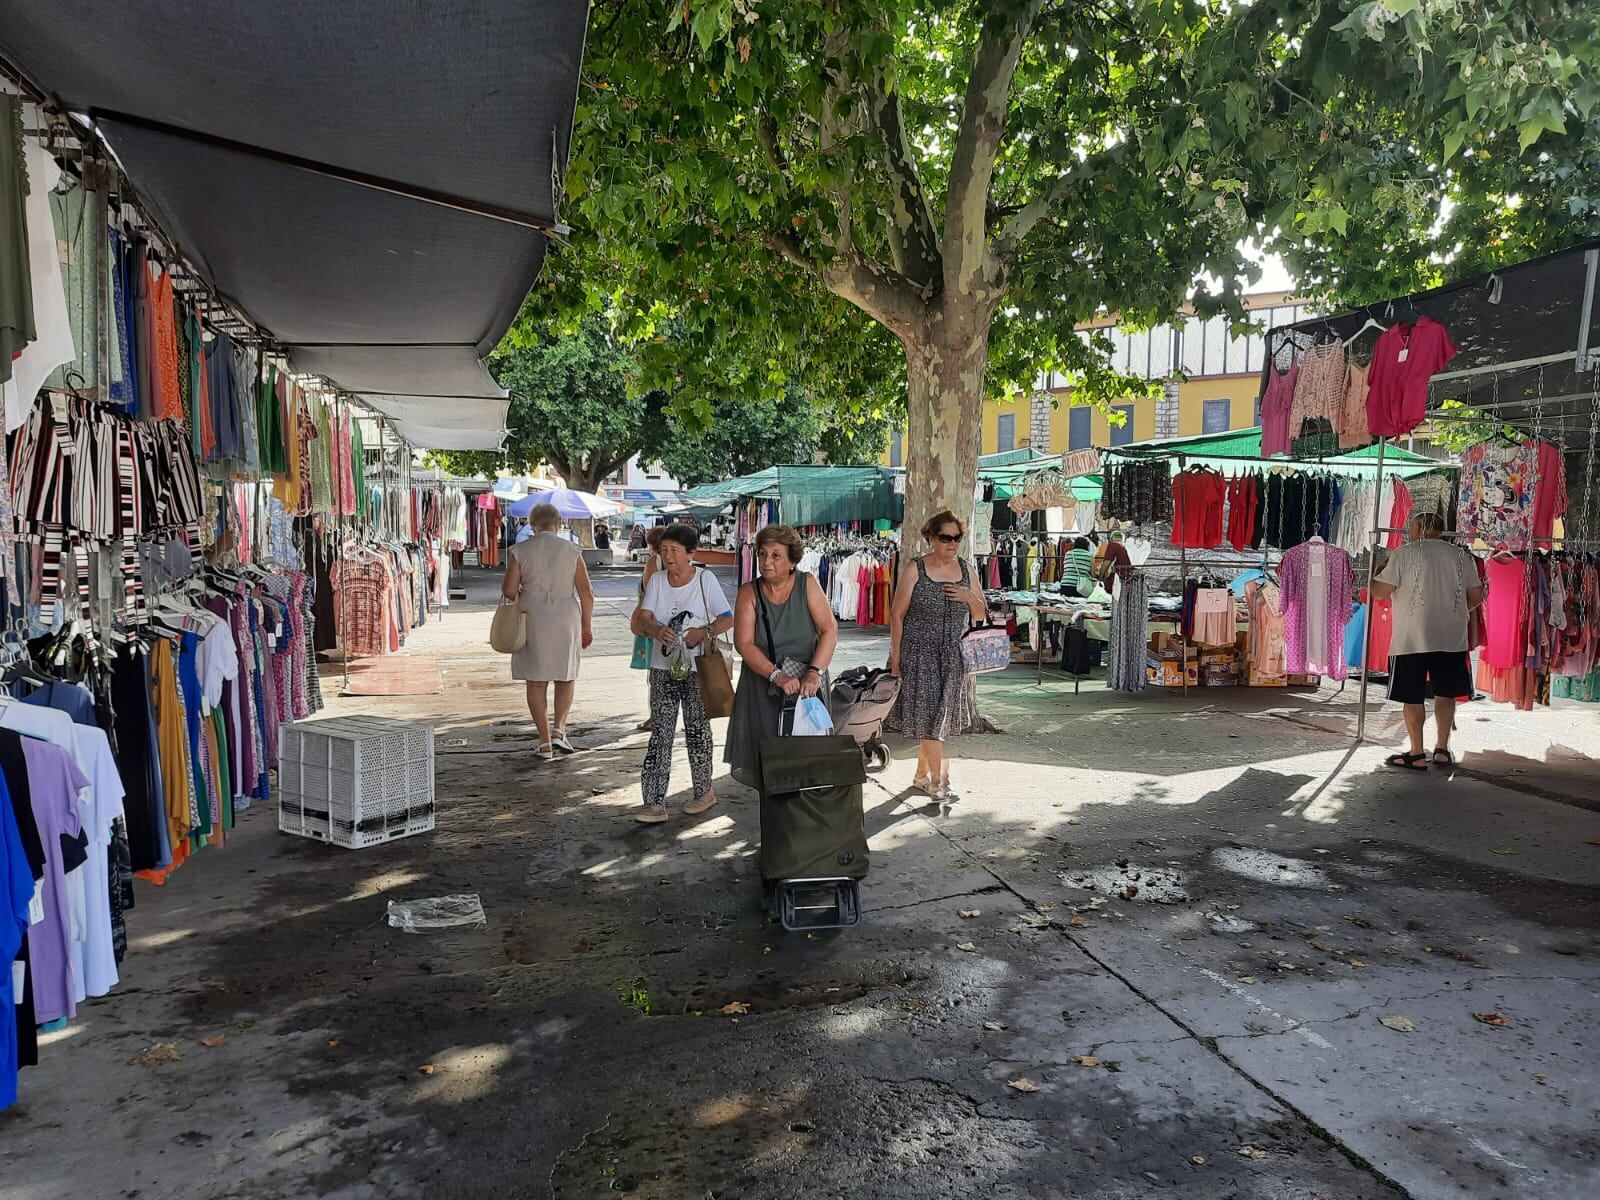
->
[23,738,89,1024]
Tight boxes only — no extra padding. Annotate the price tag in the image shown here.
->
[12,961,23,1000]
[1310,548,1326,581]
[28,881,45,926]
[1397,347,1409,363]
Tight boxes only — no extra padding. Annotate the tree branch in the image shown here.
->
[943,0,1045,298]
[862,63,942,294]
[818,250,926,341]
[990,141,1129,263]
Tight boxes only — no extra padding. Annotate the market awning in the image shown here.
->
[673,466,902,526]
[1102,427,1449,480]
[0,1,589,448]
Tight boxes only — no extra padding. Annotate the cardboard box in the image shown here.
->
[1148,633,1197,662]
[1286,673,1321,687]
[1147,658,1200,687]
[1203,664,1239,687]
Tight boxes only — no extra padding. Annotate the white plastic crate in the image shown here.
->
[278,715,435,848]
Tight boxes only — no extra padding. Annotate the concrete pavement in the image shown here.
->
[1,566,1595,1199]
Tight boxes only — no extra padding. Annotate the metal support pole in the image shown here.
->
[1178,454,1188,697]
[1354,437,1388,744]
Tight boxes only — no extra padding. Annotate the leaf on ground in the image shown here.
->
[418,1063,437,1075]
[959,908,982,919]
[327,1040,341,1048]
[1073,1055,1102,1068]
[199,1033,228,1048]
[983,1021,1005,1032]
[1191,1154,1207,1165]
[1238,1145,1269,1161]
[129,1042,182,1069]
[1040,903,1056,912]
[1378,1014,1416,1033]
[1586,838,1600,847]
[1238,976,1258,984]
[721,1001,750,1015]
[956,942,977,953]
[1018,912,1049,927]
[1489,846,1517,855]
[1306,939,1327,951]
[952,859,969,869]
[1472,1011,1512,1028]
[1007,1077,1040,1093]
[1069,916,1087,928]
[1346,959,1368,968]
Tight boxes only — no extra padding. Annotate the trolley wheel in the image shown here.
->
[863,742,892,773]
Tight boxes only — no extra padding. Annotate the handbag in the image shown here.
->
[1089,542,1116,582]
[630,634,653,670]
[694,569,735,718]
[960,622,1011,674]
[489,598,526,654]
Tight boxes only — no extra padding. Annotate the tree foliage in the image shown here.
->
[428,318,892,487]
[560,0,1598,529]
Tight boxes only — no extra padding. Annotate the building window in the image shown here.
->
[1068,406,1092,451]
[1253,392,1262,426]
[996,412,1015,452]
[1202,398,1231,433]
[889,429,903,468]
[1109,404,1136,447]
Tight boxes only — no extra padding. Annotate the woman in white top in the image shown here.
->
[630,524,733,823]
[502,502,595,761]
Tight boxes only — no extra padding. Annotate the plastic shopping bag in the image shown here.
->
[791,695,835,737]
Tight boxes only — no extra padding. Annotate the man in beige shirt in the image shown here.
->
[1372,512,1484,770]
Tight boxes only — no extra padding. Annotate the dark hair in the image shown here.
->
[645,527,666,551]
[754,524,804,564]
[920,509,965,541]
[661,523,700,553]
[1072,536,1091,551]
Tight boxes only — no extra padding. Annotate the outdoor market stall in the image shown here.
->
[0,0,587,1113]
[1261,241,1600,733]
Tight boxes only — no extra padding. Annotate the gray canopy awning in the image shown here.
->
[0,0,588,448]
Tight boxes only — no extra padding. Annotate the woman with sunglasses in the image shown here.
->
[725,524,839,791]
[887,509,988,800]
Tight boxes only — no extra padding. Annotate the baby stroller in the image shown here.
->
[829,666,901,774]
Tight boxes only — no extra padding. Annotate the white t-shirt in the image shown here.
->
[639,568,732,670]
[1375,537,1476,656]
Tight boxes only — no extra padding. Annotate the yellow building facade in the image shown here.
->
[882,291,1313,467]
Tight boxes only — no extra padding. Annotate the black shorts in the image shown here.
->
[1388,651,1472,705]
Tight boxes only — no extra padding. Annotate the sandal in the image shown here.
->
[535,743,555,762]
[684,791,717,816]
[1432,748,1455,767]
[635,804,669,824]
[1384,752,1429,771]
[911,774,935,795]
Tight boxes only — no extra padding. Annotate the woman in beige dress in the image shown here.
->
[502,503,596,761]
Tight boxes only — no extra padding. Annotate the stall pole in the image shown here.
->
[1354,436,1388,744]
[1178,454,1188,697]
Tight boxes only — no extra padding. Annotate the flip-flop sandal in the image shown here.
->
[1431,748,1455,767]
[1385,752,1429,771]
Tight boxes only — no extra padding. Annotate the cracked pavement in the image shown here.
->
[1,568,1596,1199]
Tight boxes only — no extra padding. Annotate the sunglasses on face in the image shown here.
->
[935,532,962,544]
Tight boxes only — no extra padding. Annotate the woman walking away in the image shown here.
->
[631,524,734,823]
[726,525,839,789]
[502,502,595,761]
[888,510,988,801]
[636,526,666,732]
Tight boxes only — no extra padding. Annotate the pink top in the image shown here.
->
[1366,316,1458,436]
[1259,361,1300,456]
[1481,554,1528,669]
[1277,541,1354,679]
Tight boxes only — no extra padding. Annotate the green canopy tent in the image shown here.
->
[1098,427,1450,480]
[671,465,902,527]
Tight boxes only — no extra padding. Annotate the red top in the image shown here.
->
[1365,315,1458,436]
[1170,469,1227,549]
